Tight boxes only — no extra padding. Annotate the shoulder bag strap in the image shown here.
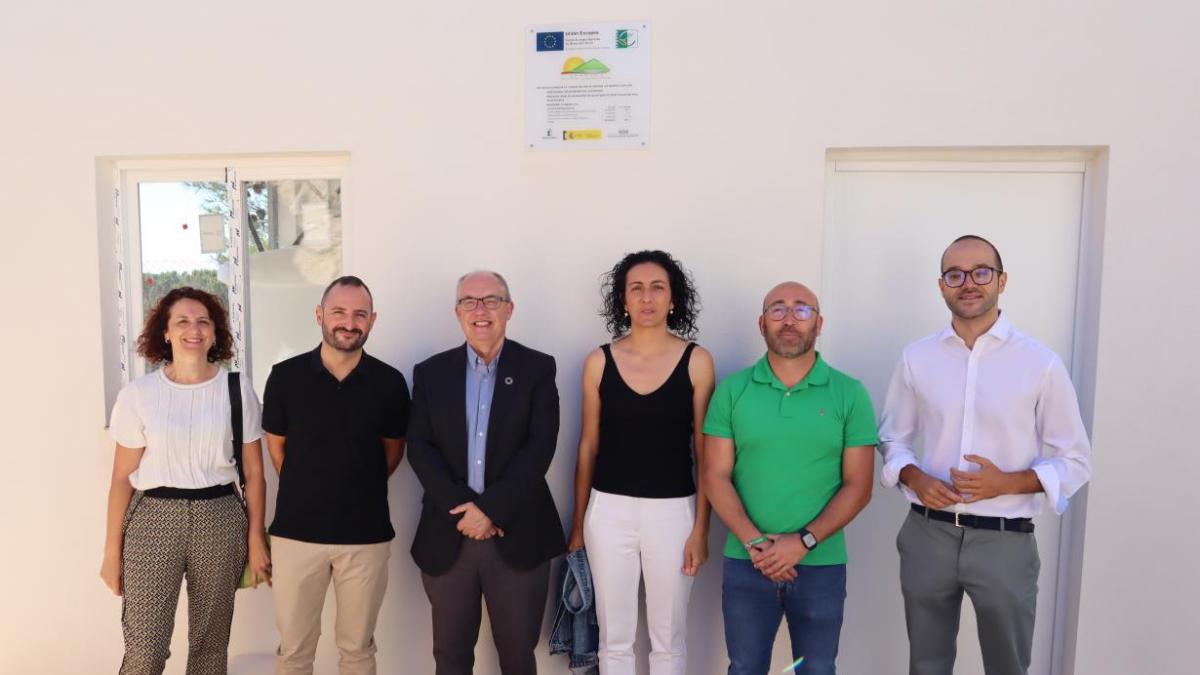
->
[228,371,246,495]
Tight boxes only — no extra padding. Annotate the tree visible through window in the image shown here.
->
[124,164,345,388]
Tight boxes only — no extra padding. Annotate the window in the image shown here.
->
[109,155,349,397]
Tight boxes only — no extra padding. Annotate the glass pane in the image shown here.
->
[137,182,231,369]
[245,179,342,393]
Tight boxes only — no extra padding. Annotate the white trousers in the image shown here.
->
[583,489,695,675]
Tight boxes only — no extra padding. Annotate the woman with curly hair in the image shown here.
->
[100,287,271,675]
[567,250,716,675]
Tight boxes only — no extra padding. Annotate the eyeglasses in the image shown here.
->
[941,266,1000,288]
[457,295,509,311]
[763,303,818,322]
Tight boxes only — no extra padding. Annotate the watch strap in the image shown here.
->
[798,528,818,551]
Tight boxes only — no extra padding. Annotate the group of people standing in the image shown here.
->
[101,235,1091,675]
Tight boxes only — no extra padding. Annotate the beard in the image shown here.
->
[765,328,816,359]
[322,325,368,353]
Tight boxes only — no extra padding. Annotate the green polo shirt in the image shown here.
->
[703,353,877,565]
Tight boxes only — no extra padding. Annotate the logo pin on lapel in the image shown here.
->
[818,408,825,417]
[504,376,514,386]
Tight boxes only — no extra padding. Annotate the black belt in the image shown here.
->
[911,504,1034,533]
[144,483,236,500]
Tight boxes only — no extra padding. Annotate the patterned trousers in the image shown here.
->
[119,493,247,675]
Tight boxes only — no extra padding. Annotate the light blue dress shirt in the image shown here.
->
[465,343,501,493]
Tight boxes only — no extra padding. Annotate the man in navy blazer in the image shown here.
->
[408,270,565,675]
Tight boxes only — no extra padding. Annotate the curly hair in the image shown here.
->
[137,287,234,364]
[600,250,700,340]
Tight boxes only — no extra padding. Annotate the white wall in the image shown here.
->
[1,2,1197,673]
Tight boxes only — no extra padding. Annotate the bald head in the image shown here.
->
[759,281,822,359]
[941,235,1003,273]
[762,281,820,313]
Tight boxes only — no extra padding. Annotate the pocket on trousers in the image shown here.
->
[583,490,602,531]
[122,493,146,531]
[722,557,762,593]
[895,512,912,556]
[1027,532,1041,578]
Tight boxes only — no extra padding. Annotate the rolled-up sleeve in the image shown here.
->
[1032,356,1092,514]
[878,355,920,488]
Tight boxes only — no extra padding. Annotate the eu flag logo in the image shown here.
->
[536,32,564,51]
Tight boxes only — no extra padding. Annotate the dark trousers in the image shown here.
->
[722,557,847,675]
[421,539,551,675]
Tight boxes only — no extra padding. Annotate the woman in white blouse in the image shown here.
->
[100,287,270,675]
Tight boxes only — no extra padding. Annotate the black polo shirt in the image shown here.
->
[263,346,410,544]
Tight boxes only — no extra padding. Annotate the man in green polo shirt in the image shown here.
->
[703,281,877,675]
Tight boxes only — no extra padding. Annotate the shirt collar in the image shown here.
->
[987,312,1013,341]
[308,345,325,373]
[940,311,1012,345]
[751,351,831,391]
[308,344,368,381]
[466,341,503,375]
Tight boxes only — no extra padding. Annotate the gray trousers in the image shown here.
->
[897,510,1039,675]
[421,539,551,675]
[120,493,247,675]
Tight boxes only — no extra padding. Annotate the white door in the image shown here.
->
[819,159,1085,675]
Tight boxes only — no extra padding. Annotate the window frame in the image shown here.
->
[111,155,350,386]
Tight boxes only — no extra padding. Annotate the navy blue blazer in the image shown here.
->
[407,339,566,575]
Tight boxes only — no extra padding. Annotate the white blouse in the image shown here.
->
[108,367,264,491]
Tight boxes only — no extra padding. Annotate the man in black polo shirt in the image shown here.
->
[262,275,410,675]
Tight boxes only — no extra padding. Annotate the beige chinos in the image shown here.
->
[271,536,391,675]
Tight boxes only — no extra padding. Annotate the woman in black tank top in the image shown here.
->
[568,250,716,674]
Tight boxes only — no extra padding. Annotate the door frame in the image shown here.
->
[820,146,1108,675]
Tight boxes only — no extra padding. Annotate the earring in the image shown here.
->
[669,307,674,315]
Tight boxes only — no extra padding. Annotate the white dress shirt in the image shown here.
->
[878,313,1091,517]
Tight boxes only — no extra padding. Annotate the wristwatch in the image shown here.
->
[798,528,818,551]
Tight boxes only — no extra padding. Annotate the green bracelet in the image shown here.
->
[744,535,769,550]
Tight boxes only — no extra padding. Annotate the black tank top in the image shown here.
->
[592,342,697,498]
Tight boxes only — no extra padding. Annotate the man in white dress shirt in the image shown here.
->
[878,235,1092,675]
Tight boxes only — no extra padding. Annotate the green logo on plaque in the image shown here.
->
[616,29,638,49]
[562,57,610,74]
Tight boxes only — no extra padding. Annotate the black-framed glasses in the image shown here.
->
[763,303,818,322]
[941,266,1000,288]
[457,295,508,311]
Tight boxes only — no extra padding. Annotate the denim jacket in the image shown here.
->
[549,549,599,674]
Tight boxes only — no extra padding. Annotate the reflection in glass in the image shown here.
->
[137,183,231,372]
[245,179,343,395]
